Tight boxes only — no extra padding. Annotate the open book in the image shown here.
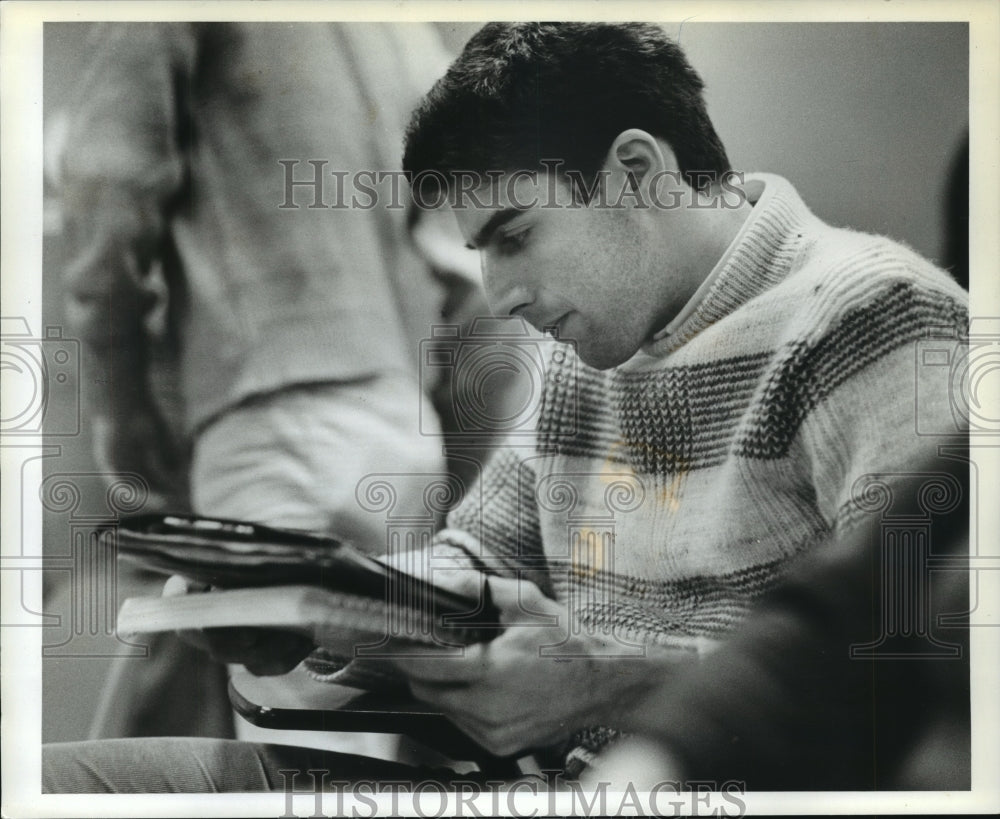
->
[114,514,501,656]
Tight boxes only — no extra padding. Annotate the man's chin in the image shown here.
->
[574,342,635,371]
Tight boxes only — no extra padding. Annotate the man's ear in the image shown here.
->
[603,129,673,184]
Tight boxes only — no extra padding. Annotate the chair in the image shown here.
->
[228,667,526,778]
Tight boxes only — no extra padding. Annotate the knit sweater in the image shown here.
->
[431,173,968,763]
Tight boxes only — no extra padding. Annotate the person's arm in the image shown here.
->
[391,573,691,758]
[58,23,196,502]
[394,268,971,761]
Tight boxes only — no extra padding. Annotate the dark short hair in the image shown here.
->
[403,22,731,202]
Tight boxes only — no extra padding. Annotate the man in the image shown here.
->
[43,22,969,792]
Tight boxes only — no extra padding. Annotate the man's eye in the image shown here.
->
[497,227,530,254]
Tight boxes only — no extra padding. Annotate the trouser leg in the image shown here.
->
[42,737,500,793]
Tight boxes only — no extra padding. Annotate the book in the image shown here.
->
[114,513,501,654]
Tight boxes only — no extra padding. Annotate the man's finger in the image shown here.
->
[243,656,305,677]
[163,574,209,597]
[391,643,490,682]
[407,679,484,719]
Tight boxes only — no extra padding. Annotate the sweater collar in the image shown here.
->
[639,173,817,358]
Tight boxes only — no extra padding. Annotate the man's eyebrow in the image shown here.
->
[465,208,524,251]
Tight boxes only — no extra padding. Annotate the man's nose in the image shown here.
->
[486,282,534,319]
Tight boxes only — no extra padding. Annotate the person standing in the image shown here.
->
[55,22,467,746]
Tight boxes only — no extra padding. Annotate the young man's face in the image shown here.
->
[454,170,696,370]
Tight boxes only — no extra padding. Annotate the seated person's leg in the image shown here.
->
[190,376,445,549]
[42,737,443,793]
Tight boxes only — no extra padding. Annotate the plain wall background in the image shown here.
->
[41,21,968,743]
[679,22,968,266]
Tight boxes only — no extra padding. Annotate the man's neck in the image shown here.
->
[694,182,754,271]
[649,181,755,341]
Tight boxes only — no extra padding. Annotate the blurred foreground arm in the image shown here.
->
[57,24,195,502]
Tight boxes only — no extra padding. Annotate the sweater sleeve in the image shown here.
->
[57,23,196,408]
[434,444,554,598]
[744,242,970,535]
[796,261,969,533]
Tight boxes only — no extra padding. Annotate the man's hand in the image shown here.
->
[164,575,315,676]
[390,575,686,757]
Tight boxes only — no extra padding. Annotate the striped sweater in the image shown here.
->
[432,173,968,762]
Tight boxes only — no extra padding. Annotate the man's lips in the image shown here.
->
[541,312,571,338]
[509,305,572,339]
